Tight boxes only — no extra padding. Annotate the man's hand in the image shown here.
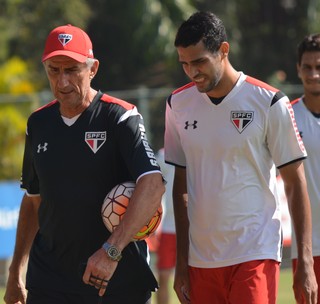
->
[83,248,118,297]
[4,274,27,304]
[293,261,318,304]
[174,264,191,304]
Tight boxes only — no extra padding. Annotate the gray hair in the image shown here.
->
[86,58,97,68]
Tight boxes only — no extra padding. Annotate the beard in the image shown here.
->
[196,71,223,94]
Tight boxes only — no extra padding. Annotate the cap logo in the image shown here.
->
[58,33,73,46]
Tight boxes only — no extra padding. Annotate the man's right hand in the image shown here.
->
[4,275,27,304]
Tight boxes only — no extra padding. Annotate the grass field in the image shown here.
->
[0,267,295,304]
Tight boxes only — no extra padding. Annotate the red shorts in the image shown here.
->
[156,233,176,270]
[292,256,320,303]
[189,259,280,304]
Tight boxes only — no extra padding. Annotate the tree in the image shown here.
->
[87,0,195,90]
[2,0,320,90]
[0,0,91,88]
[0,106,26,180]
[0,56,37,181]
[0,57,35,93]
[193,0,319,87]
[229,0,308,85]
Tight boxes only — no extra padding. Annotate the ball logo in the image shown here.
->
[58,34,72,46]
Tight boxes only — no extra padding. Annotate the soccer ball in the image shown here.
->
[101,181,162,241]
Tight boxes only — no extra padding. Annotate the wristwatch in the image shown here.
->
[102,242,122,262]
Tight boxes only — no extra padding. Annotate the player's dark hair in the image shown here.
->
[297,33,320,64]
[174,11,227,54]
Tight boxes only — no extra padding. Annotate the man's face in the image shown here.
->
[43,56,96,107]
[297,51,320,96]
[176,40,224,95]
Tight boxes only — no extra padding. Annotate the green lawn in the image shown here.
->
[0,268,295,304]
[278,267,295,303]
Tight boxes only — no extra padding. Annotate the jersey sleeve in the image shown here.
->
[20,120,40,195]
[164,96,186,167]
[266,92,307,168]
[116,106,161,181]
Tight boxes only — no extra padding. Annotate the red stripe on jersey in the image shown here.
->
[245,76,279,92]
[34,99,59,112]
[101,94,135,110]
[291,97,300,105]
[172,82,195,95]
[287,100,305,152]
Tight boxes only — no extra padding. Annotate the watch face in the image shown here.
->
[108,246,120,258]
[103,243,122,261]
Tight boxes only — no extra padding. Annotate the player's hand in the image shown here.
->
[174,265,191,304]
[83,248,118,297]
[4,274,27,304]
[293,262,318,304]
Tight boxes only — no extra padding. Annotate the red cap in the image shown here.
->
[42,24,94,63]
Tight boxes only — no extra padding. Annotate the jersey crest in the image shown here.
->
[85,131,106,153]
[231,111,254,133]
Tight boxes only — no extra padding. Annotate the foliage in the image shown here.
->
[0,0,320,178]
[307,0,320,33]
[0,106,26,180]
[0,0,91,181]
[189,0,320,85]
[0,55,38,181]
[0,0,320,90]
[84,0,320,89]
[225,0,305,83]
[0,57,35,94]
[87,0,195,90]
[0,0,92,88]
[0,54,38,181]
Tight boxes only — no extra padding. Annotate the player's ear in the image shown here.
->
[219,42,229,58]
[296,62,302,79]
[91,59,99,76]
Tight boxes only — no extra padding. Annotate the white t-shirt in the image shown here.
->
[291,97,320,259]
[164,72,306,268]
[156,148,176,234]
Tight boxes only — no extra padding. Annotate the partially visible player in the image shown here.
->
[155,148,177,304]
[164,11,317,304]
[4,24,164,304]
[291,33,320,304]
